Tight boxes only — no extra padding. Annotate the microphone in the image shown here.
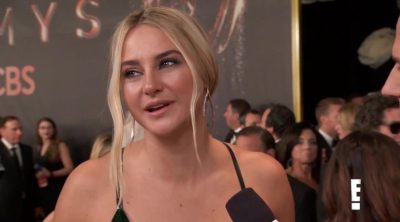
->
[226,188,277,222]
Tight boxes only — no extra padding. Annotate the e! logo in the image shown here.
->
[351,179,361,210]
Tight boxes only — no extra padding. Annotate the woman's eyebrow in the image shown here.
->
[155,49,182,60]
[121,49,182,68]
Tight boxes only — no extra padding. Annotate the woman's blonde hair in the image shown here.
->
[89,133,112,159]
[107,6,218,206]
[337,102,361,133]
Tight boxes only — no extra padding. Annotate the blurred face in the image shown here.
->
[322,104,342,137]
[121,25,194,136]
[382,17,400,98]
[334,122,350,140]
[260,108,271,128]
[0,120,22,145]
[378,107,400,144]
[291,129,318,165]
[244,113,261,127]
[224,104,237,129]
[38,121,54,140]
[335,113,350,140]
[236,134,263,152]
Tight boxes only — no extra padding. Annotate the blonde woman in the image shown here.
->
[335,103,361,140]
[89,133,112,159]
[54,7,293,222]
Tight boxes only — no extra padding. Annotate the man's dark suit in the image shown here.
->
[224,129,235,143]
[0,141,40,222]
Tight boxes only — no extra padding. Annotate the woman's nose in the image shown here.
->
[143,71,163,96]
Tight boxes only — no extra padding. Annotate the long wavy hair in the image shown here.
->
[322,130,400,222]
[107,6,218,206]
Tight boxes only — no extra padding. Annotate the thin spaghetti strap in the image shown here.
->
[223,143,246,190]
[112,148,130,222]
[115,148,126,208]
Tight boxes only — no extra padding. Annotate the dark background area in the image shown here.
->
[301,0,399,123]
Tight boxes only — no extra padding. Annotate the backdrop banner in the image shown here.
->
[0,0,293,163]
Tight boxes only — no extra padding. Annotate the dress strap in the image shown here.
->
[223,143,246,190]
[115,147,125,209]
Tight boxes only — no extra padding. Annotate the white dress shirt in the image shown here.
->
[1,138,23,167]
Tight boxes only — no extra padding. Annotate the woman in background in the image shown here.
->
[335,102,360,140]
[323,130,400,221]
[281,121,323,222]
[89,133,112,159]
[43,133,112,222]
[34,117,73,215]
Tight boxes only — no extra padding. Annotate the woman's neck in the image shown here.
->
[287,161,313,180]
[42,139,51,146]
[131,124,215,183]
[287,161,319,190]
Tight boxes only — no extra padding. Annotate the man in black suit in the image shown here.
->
[223,99,251,144]
[315,97,345,161]
[264,104,296,164]
[0,116,43,222]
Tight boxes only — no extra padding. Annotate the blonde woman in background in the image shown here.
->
[54,7,293,222]
[90,133,112,159]
[335,103,361,140]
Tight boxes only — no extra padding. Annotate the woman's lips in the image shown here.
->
[144,101,173,117]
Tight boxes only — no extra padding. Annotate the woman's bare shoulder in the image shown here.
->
[54,156,112,221]
[66,156,110,188]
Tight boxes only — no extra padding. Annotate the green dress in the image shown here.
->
[112,207,129,222]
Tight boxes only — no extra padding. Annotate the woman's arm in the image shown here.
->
[44,142,74,178]
[53,160,103,221]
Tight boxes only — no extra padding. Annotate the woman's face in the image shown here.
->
[121,25,194,136]
[335,121,349,140]
[291,128,318,165]
[38,121,54,140]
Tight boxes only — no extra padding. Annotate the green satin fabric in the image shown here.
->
[111,208,129,222]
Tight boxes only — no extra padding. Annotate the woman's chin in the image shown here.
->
[143,121,191,138]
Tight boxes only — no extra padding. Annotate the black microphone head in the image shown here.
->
[226,188,276,222]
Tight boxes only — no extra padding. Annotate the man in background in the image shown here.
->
[354,93,400,144]
[265,104,295,162]
[0,116,43,222]
[236,126,276,157]
[239,109,261,127]
[315,97,345,148]
[382,16,400,98]
[223,98,251,144]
